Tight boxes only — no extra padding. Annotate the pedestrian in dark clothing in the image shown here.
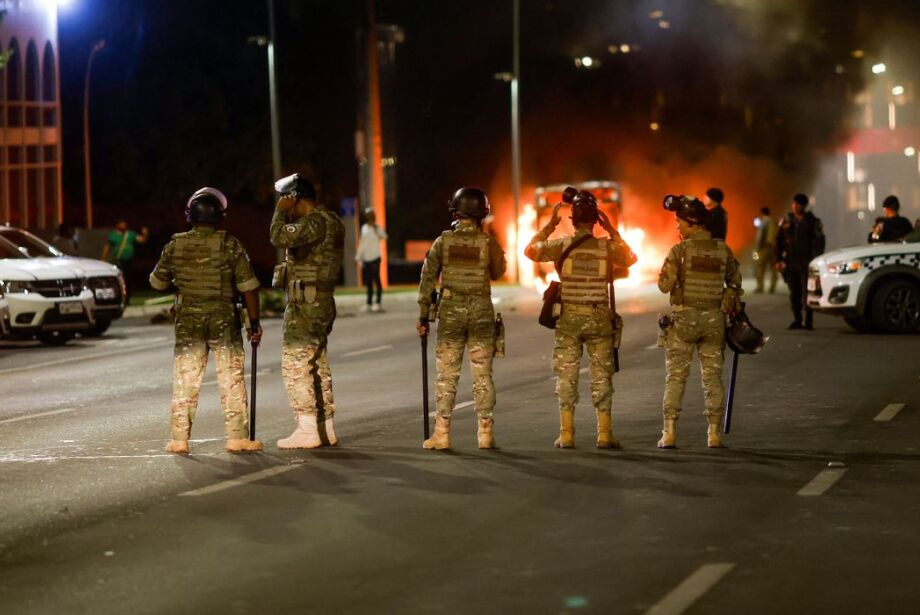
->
[775,193,825,330]
[868,196,913,242]
[702,187,728,240]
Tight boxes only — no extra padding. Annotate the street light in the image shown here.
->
[83,38,105,229]
[872,63,886,74]
[249,0,282,181]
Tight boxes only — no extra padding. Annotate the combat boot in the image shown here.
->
[165,440,189,455]
[657,418,677,449]
[554,407,575,448]
[477,417,495,449]
[277,414,322,449]
[423,415,451,450]
[321,417,339,446]
[596,410,621,449]
[707,416,725,448]
[226,438,264,453]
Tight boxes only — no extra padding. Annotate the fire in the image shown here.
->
[505,203,538,288]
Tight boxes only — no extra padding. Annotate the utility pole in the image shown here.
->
[266,0,282,180]
[511,0,521,284]
[83,39,105,229]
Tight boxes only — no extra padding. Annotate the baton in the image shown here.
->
[421,332,430,440]
[249,340,258,440]
[723,350,739,433]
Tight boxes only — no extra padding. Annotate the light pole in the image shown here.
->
[249,0,283,180]
[83,39,105,229]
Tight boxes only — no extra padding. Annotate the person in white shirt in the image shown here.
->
[355,208,387,312]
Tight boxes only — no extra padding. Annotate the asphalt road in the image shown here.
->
[0,286,917,614]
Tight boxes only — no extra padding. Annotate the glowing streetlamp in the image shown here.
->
[871,63,886,74]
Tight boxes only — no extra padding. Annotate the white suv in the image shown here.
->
[0,236,96,345]
[0,225,126,335]
[808,241,920,333]
[0,289,9,337]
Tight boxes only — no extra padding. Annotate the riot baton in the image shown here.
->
[723,349,739,433]
[249,340,258,440]
[421,330,430,440]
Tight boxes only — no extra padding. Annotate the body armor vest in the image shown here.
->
[560,236,609,305]
[675,238,728,309]
[440,230,491,295]
[287,208,345,293]
[173,230,234,302]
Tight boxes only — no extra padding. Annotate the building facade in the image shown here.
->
[0,0,63,231]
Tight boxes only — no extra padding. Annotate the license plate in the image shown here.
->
[94,288,116,300]
[807,277,817,292]
[58,302,84,315]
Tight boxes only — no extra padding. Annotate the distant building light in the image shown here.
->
[649,122,660,131]
[608,45,619,54]
[620,44,631,53]
[871,63,886,74]
[892,85,905,96]
[575,56,599,68]
[857,211,866,220]
[905,146,916,157]
[889,102,897,130]
[835,65,844,74]
[868,183,876,211]
[658,20,670,29]
[846,151,855,183]
[649,10,664,19]
[851,49,864,59]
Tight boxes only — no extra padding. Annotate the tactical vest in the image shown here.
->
[675,238,728,309]
[172,230,234,302]
[560,236,609,305]
[440,230,491,295]
[287,208,345,294]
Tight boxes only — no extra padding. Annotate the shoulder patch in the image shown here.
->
[285,224,297,234]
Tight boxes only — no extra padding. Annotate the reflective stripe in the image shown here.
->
[172,231,234,301]
[441,231,490,294]
[560,236,608,305]
[676,238,728,309]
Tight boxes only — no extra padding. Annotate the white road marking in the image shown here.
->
[0,340,174,376]
[179,464,303,497]
[798,467,848,496]
[645,563,736,615]
[454,401,475,410]
[342,344,392,358]
[0,407,78,425]
[874,403,906,422]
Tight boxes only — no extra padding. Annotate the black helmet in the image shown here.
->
[664,194,709,225]
[726,307,768,354]
[186,187,227,224]
[570,190,599,225]
[275,173,316,200]
[448,187,490,219]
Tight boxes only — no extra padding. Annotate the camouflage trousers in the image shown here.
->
[281,298,336,420]
[553,304,614,413]
[170,304,249,441]
[435,294,496,419]
[661,306,726,420]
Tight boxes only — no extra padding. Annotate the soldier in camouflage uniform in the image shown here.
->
[150,187,263,455]
[270,174,345,449]
[525,191,636,449]
[657,195,743,449]
[417,187,506,450]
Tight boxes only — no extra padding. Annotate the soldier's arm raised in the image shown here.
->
[524,203,563,262]
[658,244,681,293]
[488,236,507,281]
[270,205,327,249]
[149,240,176,291]
[417,236,443,319]
[609,235,638,268]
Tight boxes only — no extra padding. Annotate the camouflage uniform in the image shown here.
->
[526,224,636,448]
[418,219,506,446]
[149,226,260,442]
[658,229,742,446]
[270,203,344,443]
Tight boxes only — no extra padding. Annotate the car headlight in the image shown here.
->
[826,259,862,275]
[3,280,34,294]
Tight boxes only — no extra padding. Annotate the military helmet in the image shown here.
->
[726,307,768,354]
[664,194,709,225]
[570,190,599,225]
[274,173,316,200]
[448,187,490,220]
[186,187,228,224]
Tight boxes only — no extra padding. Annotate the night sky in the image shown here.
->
[57,0,920,275]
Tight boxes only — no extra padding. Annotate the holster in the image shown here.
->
[271,262,288,289]
[493,315,505,358]
[611,312,624,349]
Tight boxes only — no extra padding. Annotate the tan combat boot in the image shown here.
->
[320,417,339,446]
[707,416,725,448]
[596,410,621,449]
[477,417,495,449]
[165,440,189,455]
[657,417,677,449]
[226,438,264,453]
[423,415,451,450]
[554,407,575,448]
[277,414,322,449]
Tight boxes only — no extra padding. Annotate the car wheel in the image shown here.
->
[843,314,874,333]
[84,319,112,337]
[39,331,75,346]
[870,279,920,333]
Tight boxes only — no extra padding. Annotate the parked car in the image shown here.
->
[0,236,96,345]
[808,241,920,333]
[0,289,10,338]
[0,225,125,336]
